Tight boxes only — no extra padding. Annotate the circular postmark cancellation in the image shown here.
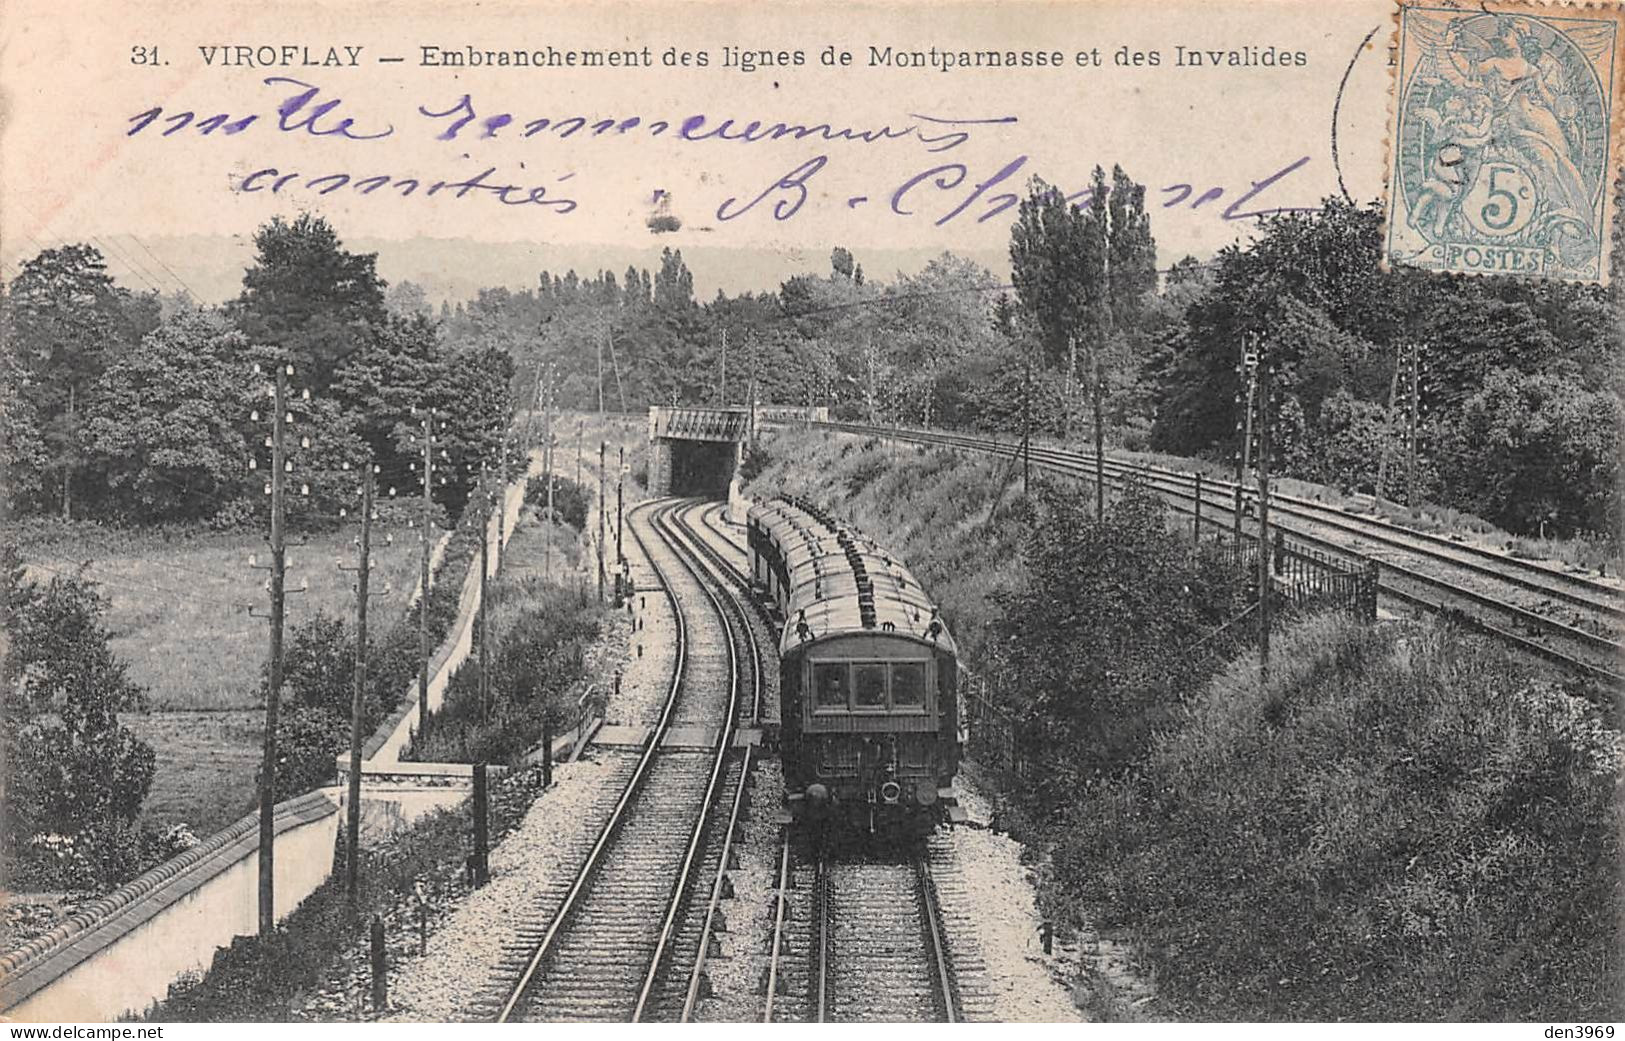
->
[1384,0,1625,284]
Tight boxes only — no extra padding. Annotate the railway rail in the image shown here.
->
[810,852,960,1022]
[485,499,760,1023]
[685,503,964,1023]
[812,421,1625,687]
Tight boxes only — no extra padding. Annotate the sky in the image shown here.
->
[0,0,1397,302]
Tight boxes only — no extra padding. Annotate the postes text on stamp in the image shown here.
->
[1386,0,1624,283]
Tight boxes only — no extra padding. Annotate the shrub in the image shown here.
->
[1050,614,1624,1021]
[268,705,346,800]
[524,475,590,530]
[407,591,602,765]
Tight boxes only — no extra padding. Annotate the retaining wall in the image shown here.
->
[0,462,537,1022]
[0,792,339,1022]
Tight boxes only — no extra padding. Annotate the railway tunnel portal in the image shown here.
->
[648,406,751,498]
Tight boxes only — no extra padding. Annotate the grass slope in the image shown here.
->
[19,525,419,711]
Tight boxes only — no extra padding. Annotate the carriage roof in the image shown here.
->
[747,497,956,658]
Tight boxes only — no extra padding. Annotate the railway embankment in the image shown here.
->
[744,426,1624,1022]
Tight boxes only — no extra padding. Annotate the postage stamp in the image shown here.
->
[1386,0,1625,283]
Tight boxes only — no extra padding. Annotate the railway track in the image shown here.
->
[684,501,964,1023]
[811,851,960,1022]
[484,499,760,1022]
[814,421,1625,686]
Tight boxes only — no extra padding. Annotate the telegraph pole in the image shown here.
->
[417,413,436,738]
[542,368,555,580]
[341,460,376,898]
[478,463,492,722]
[1405,343,1421,512]
[1377,348,1402,501]
[1092,359,1105,521]
[1256,360,1273,688]
[597,332,605,415]
[256,363,291,937]
[1234,339,1257,545]
[719,326,728,405]
[597,441,607,601]
[616,446,625,566]
[575,419,583,489]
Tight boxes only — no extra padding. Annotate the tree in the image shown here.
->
[384,280,432,319]
[80,309,256,524]
[4,245,147,519]
[653,248,695,310]
[234,214,387,390]
[3,569,155,883]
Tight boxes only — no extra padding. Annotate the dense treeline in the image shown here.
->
[4,184,1618,542]
[3,215,515,530]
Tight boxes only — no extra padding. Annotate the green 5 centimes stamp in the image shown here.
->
[1387,1,1625,283]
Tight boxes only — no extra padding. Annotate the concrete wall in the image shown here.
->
[0,466,538,1023]
[0,792,339,1022]
[651,438,673,496]
[366,471,529,764]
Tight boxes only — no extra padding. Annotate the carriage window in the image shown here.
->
[891,663,926,707]
[854,664,887,708]
[813,664,847,709]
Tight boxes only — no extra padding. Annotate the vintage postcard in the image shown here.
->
[1,0,1620,1030]
[1386,0,1625,281]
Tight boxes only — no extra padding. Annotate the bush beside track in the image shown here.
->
[745,426,1624,1021]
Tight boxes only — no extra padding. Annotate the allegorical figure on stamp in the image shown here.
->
[1388,5,1620,282]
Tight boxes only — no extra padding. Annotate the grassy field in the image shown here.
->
[124,710,264,835]
[19,524,421,711]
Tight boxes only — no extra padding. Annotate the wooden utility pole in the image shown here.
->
[596,332,605,415]
[617,446,625,566]
[575,419,583,489]
[1092,359,1105,520]
[417,413,434,738]
[1256,361,1273,688]
[1405,343,1421,511]
[543,370,555,581]
[343,460,375,898]
[1233,339,1255,546]
[257,364,291,936]
[719,326,728,405]
[1376,349,1402,500]
[1021,345,1033,496]
[597,441,607,601]
[478,465,492,722]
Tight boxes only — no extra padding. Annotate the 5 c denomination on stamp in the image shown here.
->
[1386,0,1624,283]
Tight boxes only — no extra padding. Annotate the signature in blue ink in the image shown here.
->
[716,154,1316,227]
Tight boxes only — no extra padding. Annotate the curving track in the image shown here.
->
[812,421,1625,687]
[484,499,761,1023]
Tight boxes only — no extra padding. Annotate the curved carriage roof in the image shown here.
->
[747,496,956,658]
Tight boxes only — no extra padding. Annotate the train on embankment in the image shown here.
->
[746,496,964,836]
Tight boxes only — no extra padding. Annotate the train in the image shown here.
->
[746,496,964,836]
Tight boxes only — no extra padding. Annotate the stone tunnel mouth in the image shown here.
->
[668,438,736,499]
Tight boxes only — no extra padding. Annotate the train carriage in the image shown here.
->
[747,496,963,835]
